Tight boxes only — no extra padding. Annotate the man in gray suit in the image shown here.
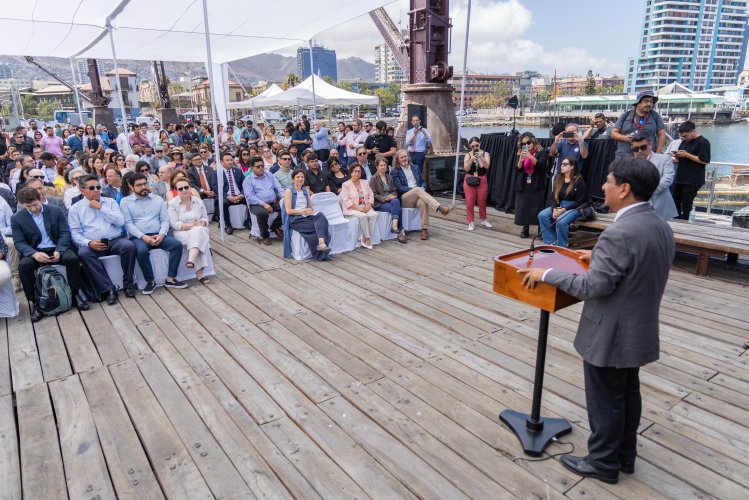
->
[25,178,68,216]
[630,133,677,220]
[519,157,675,484]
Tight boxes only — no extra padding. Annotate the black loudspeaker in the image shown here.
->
[507,95,519,109]
[407,104,427,129]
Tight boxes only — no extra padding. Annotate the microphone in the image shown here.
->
[528,217,559,261]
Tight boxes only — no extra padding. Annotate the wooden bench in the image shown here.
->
[574,213,749,276]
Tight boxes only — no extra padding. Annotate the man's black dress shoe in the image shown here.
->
[124,287,135,299]
[31,308,44,322]
[225,226,234,235]
[620,462,635,474]
[76,299,90,311]
[560,455,618,484]
[106,290,118,305]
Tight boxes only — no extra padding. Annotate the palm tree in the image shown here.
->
[283,73,300,90]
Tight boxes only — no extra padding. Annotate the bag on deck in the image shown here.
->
[34,265,73,316]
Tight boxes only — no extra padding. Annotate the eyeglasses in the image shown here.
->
[357,152,367,156]
[253,164,265,169]
[72,176,83,182]
[30,175,46,179]
[133,182,148,188]
[561,161,571,166]
[84,185,102,191]
[520,141,531,146]
[176,186,191,192]
[241,152,250,156]
[138,168,150,172]
[280,157,291,161]
[631,144,649,152]
[117,158,125,161]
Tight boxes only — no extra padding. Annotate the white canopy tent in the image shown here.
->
[225,83,284,110]
[253,74,379,108]
[0,0,393,239]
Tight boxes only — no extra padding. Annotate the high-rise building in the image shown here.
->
[625,0,749,93]
[374,39,407,84]
[297,45,337,81]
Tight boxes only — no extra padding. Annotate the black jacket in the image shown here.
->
[10,204,72,257]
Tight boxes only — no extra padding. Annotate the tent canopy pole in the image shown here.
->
[107,25,129,128]
[309,39,317,119]
[452,0,472,205]
[69,59,85,124]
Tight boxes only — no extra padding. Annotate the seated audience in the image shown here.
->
[211,151,246,235]
[102,166,124,202]
[629,132,678,220]
[304,154,331,194]
[370,157,407,244]
[0,196,20,291]
[327,158,349,195]
[392,149,452,240]
[168,177,211,284]
[282,168,331,260]
[166,170,200,202]
[0,237,9,290]
[24,177,68,218]
[243,155,284,245]
[273,150,294,189]
[63,167,86,209]
[11,187,88,321]
[155,165,173,199]
[538,157,587,248]
[187,153,216,200]
[68,174,136,304]
[120,173,188,294]
[340,163,378,249]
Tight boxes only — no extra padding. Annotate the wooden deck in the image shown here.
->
[2,205,749,499]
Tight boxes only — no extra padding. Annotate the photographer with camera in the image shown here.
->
[611,90,666,157]
[463,137,492,231]
[550,123,588,175]
[364,121,397,175]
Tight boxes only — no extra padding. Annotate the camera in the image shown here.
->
[562,131,574,139]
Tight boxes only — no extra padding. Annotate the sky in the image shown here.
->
[278,0,749,76]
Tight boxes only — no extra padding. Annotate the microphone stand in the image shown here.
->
[528,216,559,261]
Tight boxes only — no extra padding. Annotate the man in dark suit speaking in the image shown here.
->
[519,157,675,484]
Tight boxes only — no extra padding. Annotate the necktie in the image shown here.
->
[198,168,208,190]
[227,169,236,196]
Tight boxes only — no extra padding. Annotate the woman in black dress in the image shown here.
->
[326,158,349,194]
[514,132,549,238]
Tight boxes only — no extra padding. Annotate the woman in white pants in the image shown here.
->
[168,178,211,283]
[340,163,378,249]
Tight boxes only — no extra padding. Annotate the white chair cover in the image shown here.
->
[0,265,18,318]
[203,198,215,216]
[228,204,248,229]
[98,255,124,290]
[249,211,279,238]
[402,208,422,231]
[290,231,312,261]
[373,211,396,244]
[311,192,354,254]
[134,248,216,289]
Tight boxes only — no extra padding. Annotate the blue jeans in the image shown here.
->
[375,198,402,229]
[409,151,426,171]
[538,201,579,248]
[132,234,183,282]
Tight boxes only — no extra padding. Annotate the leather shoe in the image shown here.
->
[76,299,90,311]
[106,290,118,305]
[124,287,135,298]
[225,226,234,235]
[262,237,272,246]
[420,228,429,240]
[274,227,284,238]
[620,463,635,474]
[520,226,530,238]
[560,455,618,484]
[31,308,44,322]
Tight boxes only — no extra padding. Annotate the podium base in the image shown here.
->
[499,409,572,457]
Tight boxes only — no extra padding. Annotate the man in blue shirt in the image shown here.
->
[550,123,589,174]
[11,187,88,321]
[242,156,285,245]
[68,126,85,154]
[69,175,136,304]
[404,115,432,172]
[120,173,188,294]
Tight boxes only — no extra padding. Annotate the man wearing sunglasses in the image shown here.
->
[12,128,35,156]
[121,173,188,294]
[25,178,67,216]
[68,127,85,154]
[69,175,137,304]
[629,133,677,220]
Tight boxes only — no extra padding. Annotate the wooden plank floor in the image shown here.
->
[2,203,748,499]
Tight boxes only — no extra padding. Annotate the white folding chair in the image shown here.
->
[0,265,18,318]
[249,211,279,238]
[228,204,248,229]
[311,192,355,254]
[402,208,422,231]
[373,211,396,244]
[203,198,215,217]
[98,255,124,290]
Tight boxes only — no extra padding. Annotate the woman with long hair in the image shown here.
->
[83,125,102,155]
[537,157,586,248]
[62,129,71,143]
[370,156,407,243]
[463,136,492,231]
[54,159,71,192]
[236,148,252,175]
[263,124,276,148]
[282,168,331,260]
[166,169,200,202]
[340,163,378,249]
[514,132,549,238]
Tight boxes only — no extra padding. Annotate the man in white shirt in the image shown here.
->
[404,115,432,172]
[344,119,369,167]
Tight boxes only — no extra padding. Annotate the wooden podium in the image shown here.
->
[493,245,589,456]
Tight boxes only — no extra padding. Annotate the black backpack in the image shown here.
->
[34,266,73,316]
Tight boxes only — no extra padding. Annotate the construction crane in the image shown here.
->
[152,61,171,109]
[23,56,105,106]
[369,7,410,82]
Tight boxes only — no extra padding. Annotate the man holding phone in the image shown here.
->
[68,174,137,304]
[405,115,432,172]
[550,123,588,174]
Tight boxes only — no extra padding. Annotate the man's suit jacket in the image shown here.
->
[0,186,16,212]
[46,196,68,217]
[211,167,244,197]
[10,204,73,257]
[545,203,675,368]
[101,184,120,201]
[647,153,678,220]
[187,165,215,193]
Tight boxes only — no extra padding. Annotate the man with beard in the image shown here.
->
[611,90,666,156]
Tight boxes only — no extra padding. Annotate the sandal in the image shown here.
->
[198,276,210,284]
[186,261,195,269]
[397,233,407,244]
[391,223,399,234]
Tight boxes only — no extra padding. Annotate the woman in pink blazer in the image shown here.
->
[340,163,378,249]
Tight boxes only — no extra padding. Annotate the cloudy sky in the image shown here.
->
[279,0,748,76]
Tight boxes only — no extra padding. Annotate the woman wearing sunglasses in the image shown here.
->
[168,178,211,284]
[537,157,586,248]
[514,132,549,238]
[166,170,199,202]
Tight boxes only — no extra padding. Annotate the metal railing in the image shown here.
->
[696,162,749,215]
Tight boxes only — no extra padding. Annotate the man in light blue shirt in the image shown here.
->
[242,157,285,245]
[404,115,432,172]
[311,121,330,162]
[69,174,136,303]
[120,173,187,294]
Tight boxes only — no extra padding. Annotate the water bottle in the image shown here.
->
[688,207,696,223]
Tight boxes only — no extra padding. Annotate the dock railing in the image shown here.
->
[696,162,749,214]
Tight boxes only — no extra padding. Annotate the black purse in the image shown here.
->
[466,175,480,187]
[577,203,597,222]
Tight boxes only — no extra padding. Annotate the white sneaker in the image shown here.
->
[480,219,493,228]
[467,222,475,231]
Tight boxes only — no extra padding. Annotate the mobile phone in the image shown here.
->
[100,238,109,249]
[522,145,528,152]
[562,131,574,139]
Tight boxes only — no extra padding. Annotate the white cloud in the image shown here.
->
[277,0,624,76]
